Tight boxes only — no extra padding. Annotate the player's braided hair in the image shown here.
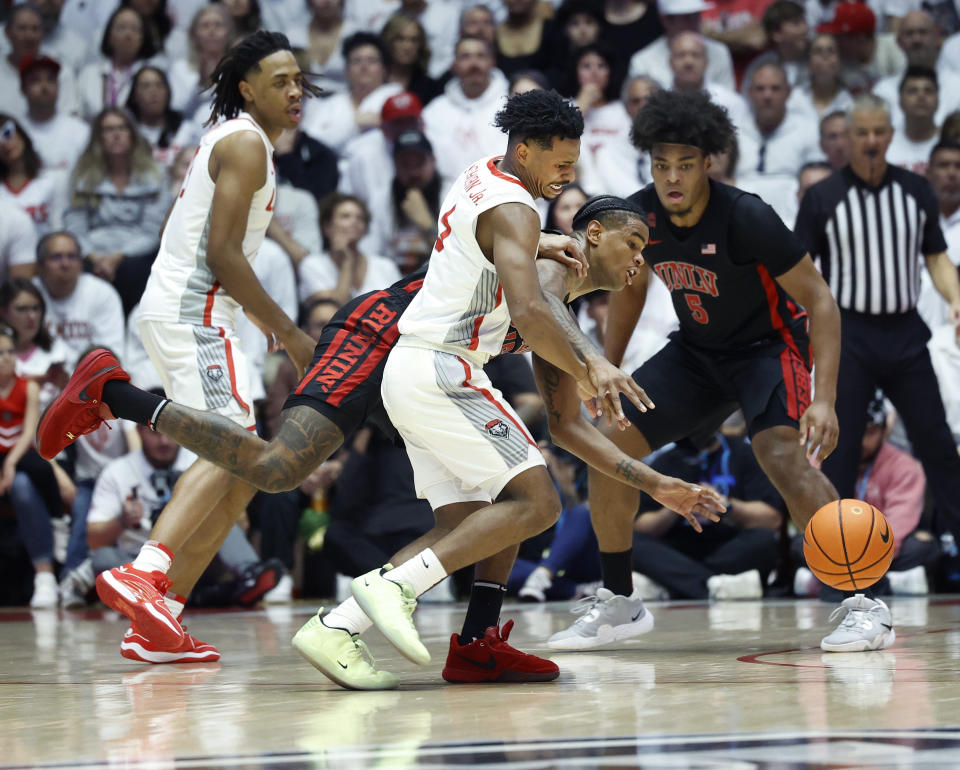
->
[572,195,647,232]
[631,89,736,156]
[205,30,321,126]
[494,89,584,149]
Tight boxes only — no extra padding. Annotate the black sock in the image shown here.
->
[102,381,168,428]
[458,581,506,644]
[600,549,634,597]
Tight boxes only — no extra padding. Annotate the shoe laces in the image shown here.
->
[397,583,418,617]
[828,598,882,630]
[350,636,379,669]
[570,594,604,625]
[152,573,173,595]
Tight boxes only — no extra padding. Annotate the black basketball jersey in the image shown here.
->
[630,180,810,356]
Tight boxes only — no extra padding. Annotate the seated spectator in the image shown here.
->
[34,0,87,73]
[0,113,67,236]
[0,278,71,404]
[793,397,940,597]
[710,134,800,226]
[76,6,160,121]
[494,0,552,80]
[740,62,821,178]
[125,65,184,170]
[788,34,854,120]
[33,231,125,359]
[301,31,401,154]
[272,125,339,205]
[545,183,589,235]
[381,12,443,107]
[508,68,549,96]
[1,204,37,286]
[421,35,509,193]
[887,66,940,175]
[815,1,891,94]
[298,194,401,306]
[64,107,171,314]
[668,32,752,133]
[700,0,770,66]
[743,1,810,89]
[286,0,358,91]
[918,141,960,331]
[267,183,323,266]
[632,431,784,600]
[372,129,441,271]
[122,0,174,58]
[602,0,665,64]
[628,0,734,92]
[544,0,603,87]
[819,109,851,169]
[796,161,834,215]
[0,6,78,121]
[18,55,90,175]
[87,420,285,608]
[215,0,261,38]
[0,325,68,609]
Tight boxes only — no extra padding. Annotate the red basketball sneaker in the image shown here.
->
[121,623,221,664]
[96,564,185,647]
[441,619,560,683]
[36,348,129,460]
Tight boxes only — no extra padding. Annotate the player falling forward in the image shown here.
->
[38,31,319,662]
[547,90,893,653]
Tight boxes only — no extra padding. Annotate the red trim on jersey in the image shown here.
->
[202,280,221,326]
[467,283,503,351]
[404,279,424,293]
[294,291,387,394]
[779,347,811,421]
[486,156,528,191]
[756,265,802,360]
[457,357,536,447]
[327,324,400,406]
[218,327,250,413]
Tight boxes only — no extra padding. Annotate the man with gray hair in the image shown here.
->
[795,94,960,650]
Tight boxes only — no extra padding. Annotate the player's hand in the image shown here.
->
[538,233,588,277]
[799,398,839,462]
[281,327,317,379]
[582,354,654,430]
[650,475,726,533]
[245,310,281,353]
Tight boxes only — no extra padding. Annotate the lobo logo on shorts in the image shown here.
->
[484,419,510,439]
[206,364,224,381]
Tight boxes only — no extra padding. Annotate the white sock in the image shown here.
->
[383,549,448,597]
[323,597,373,635]
[132,541,173,574]
[163,593,185,620]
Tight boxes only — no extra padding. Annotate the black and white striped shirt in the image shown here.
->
[794,165,947,315]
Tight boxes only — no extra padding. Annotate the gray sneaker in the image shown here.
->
[547,588,654,650]
[821,594,895,652]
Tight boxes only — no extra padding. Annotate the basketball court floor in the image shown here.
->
[4,597,960,769]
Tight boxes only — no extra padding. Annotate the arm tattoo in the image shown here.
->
[542,290,601,363]
[615,458,651,489]
[537,361,564,423]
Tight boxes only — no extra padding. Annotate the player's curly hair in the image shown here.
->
[206,30,321,126]
[572,195,646,232]
[631,90,735,156]
[494,89,584,150]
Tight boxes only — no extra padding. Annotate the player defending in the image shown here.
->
[546,90,888,653]
[42,32,319,660]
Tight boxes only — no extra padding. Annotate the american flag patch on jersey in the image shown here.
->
[701,243,716,255]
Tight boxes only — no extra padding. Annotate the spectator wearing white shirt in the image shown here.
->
[298,194,401,306]
[18,55,89,174]
[0,114,67,237]
[0,201,37,285]
[741,61,822,178]
[284,0,359,92]
[787,34,854,120]
[167,5,234,131]
[75,6,161,121]
[918,140,960,330]
[0,6,77,120]
[33,231,125,360]
[743,1,810,90]
[125,65,185,171]
[628,0,736,92]
[421,35,509,194]
[301,31,402,154]
[381,12,444,107]
[668,32,752,130]
[819,108,850,168]
[32,0,87,73]
[887,66,941,175]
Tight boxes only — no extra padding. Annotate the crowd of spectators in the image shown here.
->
[1,0,959,609]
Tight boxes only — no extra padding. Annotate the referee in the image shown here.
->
[795,94,960,535]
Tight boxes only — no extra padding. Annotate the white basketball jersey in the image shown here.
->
[138,112,276,328]
[398,156,538,358]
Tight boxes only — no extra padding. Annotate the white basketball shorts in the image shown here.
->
[381,341,544,509]
[138,318,255,428]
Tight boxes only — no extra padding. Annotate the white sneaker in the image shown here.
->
[887,566,928,596]
[292,611,399,690]
[30,572,58,609]
[632,571,669,601]
[59,559,94,609]
[351,566,430,665]
[707,569,763,600]
[821,594,895,652]
[547,588,654,650]
[518,566,552,602]
[263,573,293,603]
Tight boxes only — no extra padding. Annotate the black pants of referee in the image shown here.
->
[822,309,960,534]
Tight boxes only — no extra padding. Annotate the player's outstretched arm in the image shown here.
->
[532,354,725,529]
[206,131,315,376]
[776,254,841,460]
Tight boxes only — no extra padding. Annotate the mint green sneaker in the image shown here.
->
[351,567,430,665]
[292,610,399,690]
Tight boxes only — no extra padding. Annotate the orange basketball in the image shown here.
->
[802,499,895,591]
